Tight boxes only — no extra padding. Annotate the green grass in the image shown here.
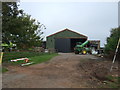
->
[101,76,120,88]
[10,53,58,65]
[3,52,58,66]
[106,81,119,88]
[30,53,58,64]
[3,52,45,62]
[107,75,119,81]
[2,52,58,72]
[107,76,120,88]
[0,67,8,73]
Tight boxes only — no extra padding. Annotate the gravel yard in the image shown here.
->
[2,53,119,88]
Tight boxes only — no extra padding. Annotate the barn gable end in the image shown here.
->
[46,28,87,52]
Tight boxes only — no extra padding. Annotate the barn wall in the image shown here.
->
[46,30,87,50]
[46,36,55,49]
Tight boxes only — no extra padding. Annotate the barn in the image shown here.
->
[46,28,88,53]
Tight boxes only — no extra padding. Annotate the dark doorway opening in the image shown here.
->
[70,38,87,52]
[90,44,98,49]
[55,38,87,53]
[55,38,71,53]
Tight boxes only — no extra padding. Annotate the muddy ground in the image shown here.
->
[2,53,119,88]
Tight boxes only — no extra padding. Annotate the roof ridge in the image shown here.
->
[47,28,87,38]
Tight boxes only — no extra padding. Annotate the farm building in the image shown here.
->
[46,28,88,53]
[88,40,100,50]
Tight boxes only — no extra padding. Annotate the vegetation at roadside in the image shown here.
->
[29,53,58,64]
[0,67,8,73]
[105,27,120,53]
[2,67,8,73]
[104,27,120,59]
[3,52,44,62]
[105,76,120,88]
[3,52,58,65]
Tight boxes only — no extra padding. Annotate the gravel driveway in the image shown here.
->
[2,53,118,88]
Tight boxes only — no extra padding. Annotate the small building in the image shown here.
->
[46,28,88,53]
[88,40,100,50]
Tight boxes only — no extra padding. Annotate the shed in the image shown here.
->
[88,40,100,50]
[46,28,87,53]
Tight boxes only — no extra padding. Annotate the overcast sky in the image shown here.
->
[19,1,118,47]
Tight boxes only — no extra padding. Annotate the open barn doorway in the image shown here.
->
[55,38,87,53]
[70,38,87,52]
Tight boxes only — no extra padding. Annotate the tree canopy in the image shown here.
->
[105,27,120,55]
[2,2,45,49]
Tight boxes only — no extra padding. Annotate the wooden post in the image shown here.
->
[97,41,100,50]
[110,38,120,72]
[0,52,3,65]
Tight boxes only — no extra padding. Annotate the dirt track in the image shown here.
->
[2,53,118,88]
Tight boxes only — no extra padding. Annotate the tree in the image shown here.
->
[2,2,45,50]
[105,27,120,58]
[2,2,23,43]
[13,14,45,49]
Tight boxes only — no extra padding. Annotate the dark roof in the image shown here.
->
[47,28,87,38]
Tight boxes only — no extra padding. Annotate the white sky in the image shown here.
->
[20,0,119,2]
[19,1,118,47]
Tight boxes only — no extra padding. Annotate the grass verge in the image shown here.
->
[3,52,58,66]
[10,53,58,65]
[2,52,58,73]
[100,76,120,88]
[30,53,58,64]
[105,76,120,88]
[3,52,45,62]
[0,67,8,73]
